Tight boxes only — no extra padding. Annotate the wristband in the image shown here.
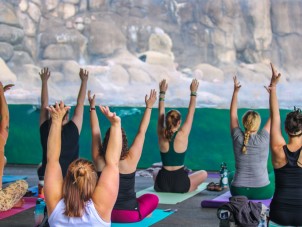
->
[160,91,165,94]
[146,107,152,110]
[190,92,197,97]
[159,97,165,101]
[89,107,96,112]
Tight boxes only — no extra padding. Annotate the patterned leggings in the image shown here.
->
[0,180,28,211]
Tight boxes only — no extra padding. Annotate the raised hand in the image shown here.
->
[79,68,89,81]
[88,90,96,107]
[99,106,120,125]
[145,89,157,108]
[233,76,241,92]
[159,79,168,93]
[270,63,281,86]
[190,78,199,93]
[39,67,50,82]
[46,101,70,122]
[3,84,14,92]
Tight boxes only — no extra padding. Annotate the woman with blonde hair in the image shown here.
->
[44,101,122,226]
[153,79,207,193]
[267,63,302,226]
[229,76,274,199]
[89,90,159,223]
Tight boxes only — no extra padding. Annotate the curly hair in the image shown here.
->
[100,127,128,160]
[285,107,302,137]
[241,110,261,154]
[165,110,181,141]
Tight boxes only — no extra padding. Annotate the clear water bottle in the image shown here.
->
[34,198,45,226]
[220,162,228,188]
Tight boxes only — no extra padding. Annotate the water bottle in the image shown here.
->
[34,198,45,227]
[220,162,228,188]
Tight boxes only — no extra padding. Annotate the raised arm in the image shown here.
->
[92,106,121,222]
[230,76,241,131]
[0,83,11,189]
[88,91,105,172]
[128,89,157,164]
[39,68,50,126]
[72,68,88,133]
[267,63,286,165]
[157,80,168,137]
[180,79,199,135]
[44,101,70,215]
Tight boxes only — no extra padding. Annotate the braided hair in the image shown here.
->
[241,110,261,154]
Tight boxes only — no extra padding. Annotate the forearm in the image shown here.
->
[47,121,62,163]
[41,81,49,107]
[138,108,152,134]
[77,80,87,106]
[269,88,281,124]
[230,91,238,119]
[90,110,102,162]
[105,123,121,167]
[158,98,165,132]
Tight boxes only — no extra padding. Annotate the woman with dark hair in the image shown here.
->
[89,90,159,223]
[45,101,122,226]
[229,76,274,199]
[153,79,207,193]
[267,63,302,226]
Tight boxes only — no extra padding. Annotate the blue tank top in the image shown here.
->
[160,132,186,166]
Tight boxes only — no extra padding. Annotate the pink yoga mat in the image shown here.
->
[0,197,37,220]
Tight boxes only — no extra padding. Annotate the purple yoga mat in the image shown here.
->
[201,191,271,208]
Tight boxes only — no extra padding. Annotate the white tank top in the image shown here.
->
[48,199,110,227]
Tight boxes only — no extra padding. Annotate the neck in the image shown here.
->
[288,136,302,147]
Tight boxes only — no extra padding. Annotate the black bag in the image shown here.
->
[217,196,262,227]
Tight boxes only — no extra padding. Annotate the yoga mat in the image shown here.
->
[112,209,174,226]
[26,186,38,197]
[201,191,272,208]
[136,183,207,204]
[2,175,27,184]
[0,197,36,220]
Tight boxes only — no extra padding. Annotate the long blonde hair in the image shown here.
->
[241,110,261,154]
[165,110,181,141]
[62,159,98,217]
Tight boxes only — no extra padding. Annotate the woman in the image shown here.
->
[229,76,274,200]
[45,101,122,226]
[154,79,207,193]
[89,90,159,223]
[0,82,28,211]
[267,63,302,226]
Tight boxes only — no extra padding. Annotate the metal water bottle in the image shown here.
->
[220,162,228,188]
[34,198,45,226]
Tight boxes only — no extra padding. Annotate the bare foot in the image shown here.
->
[13,198,24,208]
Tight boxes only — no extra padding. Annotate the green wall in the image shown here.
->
[6,105,290,171]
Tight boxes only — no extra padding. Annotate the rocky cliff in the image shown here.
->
[0,0,301,108]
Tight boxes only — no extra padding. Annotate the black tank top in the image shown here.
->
[270,145,302,225]
[114,172,138,210]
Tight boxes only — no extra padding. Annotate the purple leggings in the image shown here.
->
[111,193,159,223]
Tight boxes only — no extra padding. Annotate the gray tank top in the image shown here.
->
[231,127,270,187]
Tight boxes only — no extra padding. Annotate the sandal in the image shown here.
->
[214,183,223,191]
[206,182,216,191]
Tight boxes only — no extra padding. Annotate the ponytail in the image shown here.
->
[165,110,181,141]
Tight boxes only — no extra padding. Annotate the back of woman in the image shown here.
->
[267,63,302,226]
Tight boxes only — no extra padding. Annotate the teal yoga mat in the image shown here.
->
[111,209,174,226]
[2,175,27,184]
[136,183,207,204]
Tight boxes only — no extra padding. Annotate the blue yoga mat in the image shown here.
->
[111,209,174,226]
[2,175,27,184]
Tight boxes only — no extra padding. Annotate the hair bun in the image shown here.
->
[77,166,86,177]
